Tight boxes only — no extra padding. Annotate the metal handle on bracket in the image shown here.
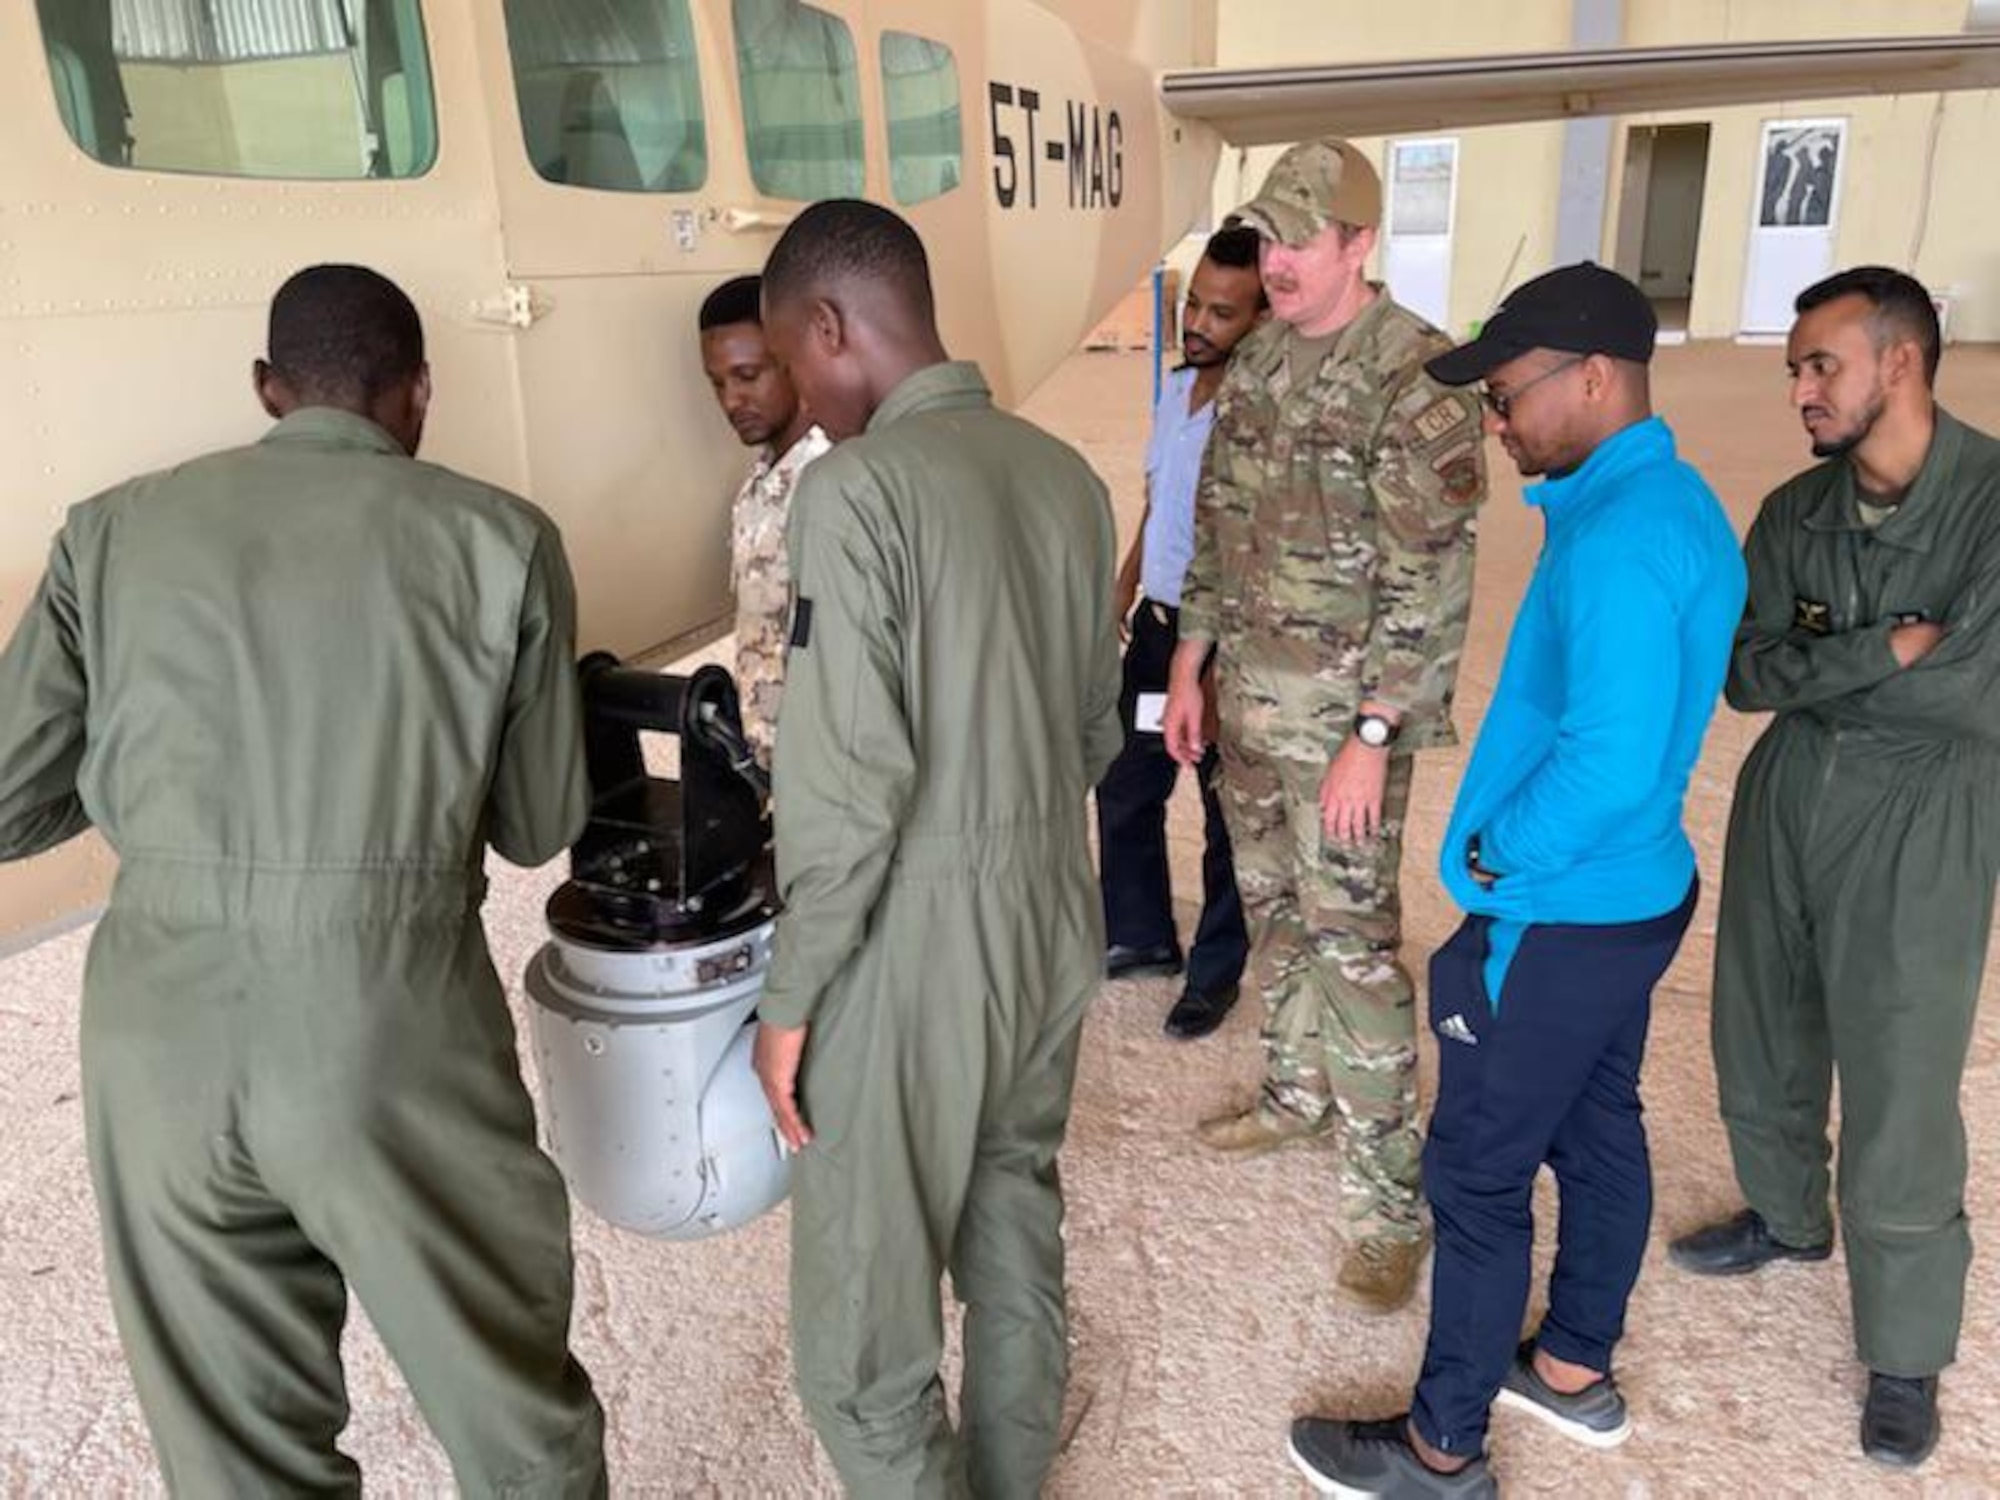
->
[719,206,798,234]
[471,283,548,329]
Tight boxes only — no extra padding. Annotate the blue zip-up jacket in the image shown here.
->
[1439,416,1745,1002]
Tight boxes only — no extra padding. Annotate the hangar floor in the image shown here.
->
[5,343,1999,1496]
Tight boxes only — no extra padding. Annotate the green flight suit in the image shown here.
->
[1714,409,2000,1377]
[0,409,606,1495]
[760,363,1122,1499]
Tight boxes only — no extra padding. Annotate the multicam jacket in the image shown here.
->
[733,424,831,769]
[1179,289,1486,758]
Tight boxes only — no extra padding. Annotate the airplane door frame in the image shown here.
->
[467,0,818,656]
[1382,136,1459,333]
[1739,116,1847,335]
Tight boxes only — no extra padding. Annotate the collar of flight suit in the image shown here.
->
[867,360,993,433]
[1801,406,1966,552]
[260,406,408,457]
[1523,414,1676,526]
[1326,282,1396,368]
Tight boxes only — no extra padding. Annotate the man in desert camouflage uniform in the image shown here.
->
[1164,138,1486,1313]
[699,274,831,769]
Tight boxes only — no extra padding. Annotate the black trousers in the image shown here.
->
[1412,883,1697,1455]
[1094,600,1247,994]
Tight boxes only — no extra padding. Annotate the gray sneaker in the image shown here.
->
[1493,1340,1632,1448]
[1288,1416,1497,1498]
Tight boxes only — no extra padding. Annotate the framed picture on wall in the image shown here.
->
[1757,121,1843,229]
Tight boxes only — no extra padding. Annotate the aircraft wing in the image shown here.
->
[1161,34,2000,146]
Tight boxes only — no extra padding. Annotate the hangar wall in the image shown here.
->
[1194,0,1999,343]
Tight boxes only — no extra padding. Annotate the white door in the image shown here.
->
[1740,117,1846,334]
[1383,137,1457,331]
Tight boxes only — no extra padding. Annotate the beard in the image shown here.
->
[1808,387,1887,458]
[1182,337,1225,367]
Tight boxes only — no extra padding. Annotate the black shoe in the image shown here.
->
[1862,1373,1940,1468]
[1105,942,1182,982]
[1494,1339,1631,1448]
[1163,982,1239,1039]
[1287,1416,1496,1499]
[1667,1209,1832,1276]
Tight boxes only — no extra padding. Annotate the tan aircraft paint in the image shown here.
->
[3,1,1996,947]
[0,0,1215,946]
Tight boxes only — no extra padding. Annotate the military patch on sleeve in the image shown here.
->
[1411,397,1471,447]
[1432,447,1483,507]
[1792,596,1832,636]
[789,596,814,649]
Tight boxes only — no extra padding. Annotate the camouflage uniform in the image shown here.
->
[1180,297,1484,1242]
[732,425,830,768]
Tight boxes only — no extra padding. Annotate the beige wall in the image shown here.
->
[1204,0,2000,341]
[1186,1,1570,338]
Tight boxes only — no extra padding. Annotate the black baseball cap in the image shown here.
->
[1425,262,1657,386]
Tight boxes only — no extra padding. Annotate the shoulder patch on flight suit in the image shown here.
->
[1411,397,1471,447]
[1432,445,1483,507]
[789,596,814,649]
[1793,596,1832,636]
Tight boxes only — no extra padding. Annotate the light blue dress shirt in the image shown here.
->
[1140,365,1216,609]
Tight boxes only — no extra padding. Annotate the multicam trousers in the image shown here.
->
[1218,734,1422,1243]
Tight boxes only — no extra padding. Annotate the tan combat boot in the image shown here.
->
[1337,1234,1430,1315]
[1194,1104,1331,1157]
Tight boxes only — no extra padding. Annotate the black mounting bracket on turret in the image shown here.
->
[547,653,777,949]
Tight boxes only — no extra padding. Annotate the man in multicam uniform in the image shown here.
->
[698,274,831,770]
[1163,138,1486,1313]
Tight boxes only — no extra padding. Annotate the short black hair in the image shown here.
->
[1203,225,1260,271]
[762,199,934,324]
[1796,265,1941,385]
[699,274,762,331]
[266,264,424,404]
[1200,226,1268,309]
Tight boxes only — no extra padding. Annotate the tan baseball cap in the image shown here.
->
[1228,138,1383,246]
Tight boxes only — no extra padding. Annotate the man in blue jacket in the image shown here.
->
[1287,263,1746,1498]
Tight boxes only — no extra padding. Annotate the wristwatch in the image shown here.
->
[1352,711,1400,749]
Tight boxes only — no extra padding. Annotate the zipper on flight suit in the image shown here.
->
[1813,543,1867,812]
[1803,538,1866,840]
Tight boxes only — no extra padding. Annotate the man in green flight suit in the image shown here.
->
[1670,267,2000,1469]
[749,200,1123,1497]
[1163,137,1486,1313]
[0,265,605,1496]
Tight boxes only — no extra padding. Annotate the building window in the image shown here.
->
[1388,140,1456,238]
[733,0,864,201]
[36,0,437,179]
[502,0,707,193]
[881,31,960,205]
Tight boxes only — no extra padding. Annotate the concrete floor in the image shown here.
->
[5,343,2000,1495]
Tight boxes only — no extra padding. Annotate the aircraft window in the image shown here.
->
[881,32,960,205]
[733,0,865,201]
[34,0,438,180]
[502,0,707,193]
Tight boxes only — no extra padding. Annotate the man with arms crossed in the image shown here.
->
[1165,138,1485,1311]
[749,201,1122,1496]
[1289,263,1744,1499]
[698,273,830,770]
[1671,267,2000,1469]
[0,265,605,1494]
[1098,225,1264,1038]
